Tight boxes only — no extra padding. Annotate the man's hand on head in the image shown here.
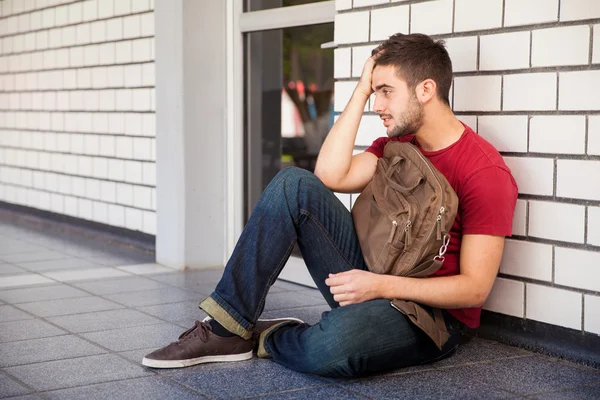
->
[325,269,383,307]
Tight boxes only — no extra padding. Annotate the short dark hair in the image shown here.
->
[373,33,453,106]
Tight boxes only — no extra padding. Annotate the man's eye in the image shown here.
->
[383,90,391,95]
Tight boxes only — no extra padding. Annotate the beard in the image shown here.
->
[387,96,424,138]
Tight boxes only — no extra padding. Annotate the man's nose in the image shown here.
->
[372,94,384,113]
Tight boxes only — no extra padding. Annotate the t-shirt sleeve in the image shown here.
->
[459,166,518,236]
[364,137,389,158]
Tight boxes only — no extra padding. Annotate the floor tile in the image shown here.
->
[169,358,325,400]
[0,319,67,343]
[47,308,164,333]
[104,287,201,308]
[342,368,514,399]
[42,376,206,400]
[260,304,331,325]
[263,291,328,311]
[41,268,131,282]
[16,296,124,318]
[249,385,368,399]
[116,263,175,275]
[17,258,104,272]
[528,384,600,399]
[0,240,47,255]
[0,274,55,289]
[434,337,531,368]
[1,395,43,400]
[147,269,224,291]
[458,355,600,395]
[72,276,168,295]
[136,300,207,327]
[89,254,156,267]
[0,284,89,304]
[0,335,106,367]
[0,251,70,264]
[81,323,185,352]
[0,305,34,323]
[118,347,158,364]
[0,373,32,399]
[5,354,151,392]
[0,264,28,276]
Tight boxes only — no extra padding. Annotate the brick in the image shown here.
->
[92,201,109,224]
[132,137,152,160]
[526,283,581,330]
[585,295,600,335]
[108,204,126,227]
[114,0,132,16]
[557,160,600,201]
[76,22,91,45]
[123,15,141,39]
[99,42,116,66]
[99,180,116,203]
[142,210,156,234]
[125,207,143,231]
[555,247,600,292]
[141,113,154,137]
[528,200,585,243]
[106,17,123,41]
[55,4,69,26]
[500,239,553,281]
[503,157,553,196]
[355,115,385,147]
[532,26,590,67]
[133,185,152,209]
[83,0,98,22]
[351,45,374,78]
[117,183,134,206]
[594,25,600,64]
[116,41,132,64]
[336,0,352,11]
[63,70,77,90]
[99,135,116,157]
[560,0,600,21]
[99,90,115,111]
[411,0,453,36]
[454,0,502,32]
[142,162,155,185]
[334,192,351,211]
[371,5,409,41]
[141,63,154,86]
[42,8,55,29]
[512,199,527,236]
[85,178,101,200]
[333,81,356,113]
[79,156,94,176]
[124,64,142,87]
[480,31,530,71]
[108,158,124,181]
[132,89,150,111]
[353,0,387,6]
[109,113,125,134]
[98,0,114,18]
[444,36,477,73]
[334,11,369,45]
[115,89,132,110]
[124,160,143,184]
[92,113,109,133]
[90,20,106,43]
[503,73,557,111]
[505,0,559,26]
[92,67,107,88]
[477,116,528,153]
[559,71,600,111]
[69,2,83,24]
[140,12,153,36]
[453,76,501,112]
[529,116,586,155]
[589,206,600,246]
[132,0,151,12]
[483,278,524,318]
[589,116,600,155]
[116,136,133,159]
[107,66,125,87]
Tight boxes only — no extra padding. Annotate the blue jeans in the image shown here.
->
[200,167,461,377]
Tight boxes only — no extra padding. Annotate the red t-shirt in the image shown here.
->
[365,124,518,328]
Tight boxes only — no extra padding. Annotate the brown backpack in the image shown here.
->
[351,141,459,349]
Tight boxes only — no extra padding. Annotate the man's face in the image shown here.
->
[371,65,424,138]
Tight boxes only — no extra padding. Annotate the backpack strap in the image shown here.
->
[390,300,451,350]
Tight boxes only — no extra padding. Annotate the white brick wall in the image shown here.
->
[529,200,585,243]
[557,160,600,201]
[529,116,586,155]
[526,284,582,330]
[503,73,557,111]
[532,26,590,67]
[484,278,524,318]
[500,239,553,281]
[0,0,156,235]
[480,32,530,71]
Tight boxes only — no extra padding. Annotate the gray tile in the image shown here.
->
[529,384,600,399]
[104,287,201,307]
[0,335,106,367]
[169,358,325,399]
[81,323,185,352]
[434,338,531,368]
[0,284,89,304]
[0,263,28,276]
[5,354,151,391]
[136,300,207,326]
[0,395,43,400]
[0,319,67,343]
[0,373,32,399]
[260,304,331,325]
[342,368,514,399]
[0,251,70,264]
[0,240,47,255]
[0,305,34,323]
[0,274,55,289]
[17,296,124,318]
[272,280,314,291]
[89,255,155,267]
[72,276,168,295]
[460,356,600,395]
[17,258,104,272]
[119,347,159,364]
[43,376,205,400]
[147,269,224,292]
[263,291,328,311]
[252,385,368,399]
[47,308,164,333]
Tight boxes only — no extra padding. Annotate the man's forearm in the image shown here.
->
[376,274,486,309]
[314,89,369,185]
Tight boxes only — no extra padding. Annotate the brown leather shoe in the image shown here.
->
[142,320,253,368]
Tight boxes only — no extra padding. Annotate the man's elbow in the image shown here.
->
[471,290,489,308]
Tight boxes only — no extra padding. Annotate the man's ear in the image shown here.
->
[415,79,437,104]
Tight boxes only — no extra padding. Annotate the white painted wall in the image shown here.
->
[333,0,600,336]
[0,0,156,235]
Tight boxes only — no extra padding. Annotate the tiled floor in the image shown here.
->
[0,217,599,400]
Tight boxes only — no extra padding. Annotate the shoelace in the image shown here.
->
[178,320,212,342]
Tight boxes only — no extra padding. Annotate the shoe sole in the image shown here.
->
[142,350,253,369]
[257,317,304,324]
